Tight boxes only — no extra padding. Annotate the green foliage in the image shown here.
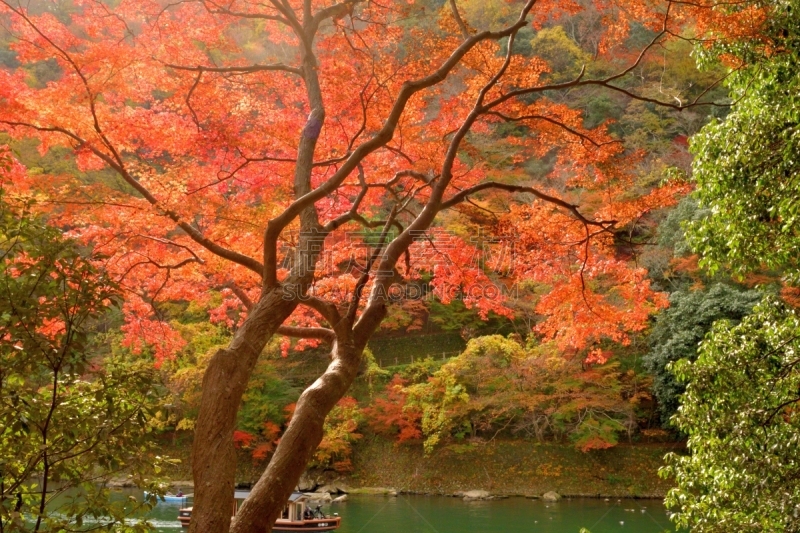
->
[643,283,761,425]
[361,347,389,397]
[309,397,363,473]
[457,0,517,30]
[687,0,800,283]
[640,197,704,292]
[582,94,625,130]
[403,336,641,453]
[662,297,800,532]
[428,298,508,338]
[0,33,19,69]
[396,356,444,384]
[366,331,465,367]
[0,135,132,194]
[663,4,800,529]
[529,26,590,82]
[159,322,232,431]
[238,353,301,436]
[22,59,62,89]
[406,370,469,454]
[655,196,704,259]
[0,188,167,532]
[618,100,681,153]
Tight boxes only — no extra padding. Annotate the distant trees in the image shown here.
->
[363,374,422,443]
[368,335,646,453]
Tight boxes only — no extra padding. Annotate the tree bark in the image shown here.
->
[230,297,388,533]
[188,288,298,533]
[229,335,363,533]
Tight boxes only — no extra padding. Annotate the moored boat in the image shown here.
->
[177,491,341,531]
[144,491,190,505]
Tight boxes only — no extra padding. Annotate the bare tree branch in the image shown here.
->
[448,0,471,38]
[277,326,335,341]
[228,283,255,311]
[263,5,539,287]
[486,111,621,147]
[164,62,303,76]
[298,296,342,328]
[440,181,616,229]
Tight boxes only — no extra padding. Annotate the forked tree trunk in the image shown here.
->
[229,338,363,533]
[229,301,387,533]
[188,288,298,533]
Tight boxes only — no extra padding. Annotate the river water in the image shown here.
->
[141,492,675,533]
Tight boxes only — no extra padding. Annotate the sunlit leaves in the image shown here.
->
[688,0,800,283]
[0,0,770,449]
[662,297,800,532]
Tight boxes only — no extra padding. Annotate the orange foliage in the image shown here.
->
[250,421,282,461]
[363,375,422,443]
[781,286,800,309]
[0,0,767,362]
[232,430,255,449]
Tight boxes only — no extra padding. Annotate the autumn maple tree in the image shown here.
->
[0,0,766,531]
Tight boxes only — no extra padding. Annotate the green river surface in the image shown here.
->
[135,491,676,533]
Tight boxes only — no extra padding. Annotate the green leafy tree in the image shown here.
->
[687,0,800,282]
[662,298,800,532]
[237,355,301,437]
[406,371,470,454]
[0,181,167,532]
[641,196,707,291]
[529,26,590,82]
[663,2,800,529]
[643,283,761,425]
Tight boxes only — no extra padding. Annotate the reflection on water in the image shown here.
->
[331,495,674,533]
[128,490,674,533]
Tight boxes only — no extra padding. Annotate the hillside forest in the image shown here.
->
[1,0,799,532]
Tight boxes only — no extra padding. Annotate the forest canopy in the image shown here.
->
[0,0,786,531]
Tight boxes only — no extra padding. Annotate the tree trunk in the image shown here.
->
[229,337,363,533]
[188,288,297,533]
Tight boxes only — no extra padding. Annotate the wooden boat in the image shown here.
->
[144,491,190,505]
[177,490,341,531]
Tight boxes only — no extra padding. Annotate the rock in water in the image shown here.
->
[297,473,317,492]
[332,494,348,503]
[462,490,490,501]
[542,491,561,502]
[308,492,333,505]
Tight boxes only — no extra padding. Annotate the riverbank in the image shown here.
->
[344,438,680,498]
[144,437,681,499]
